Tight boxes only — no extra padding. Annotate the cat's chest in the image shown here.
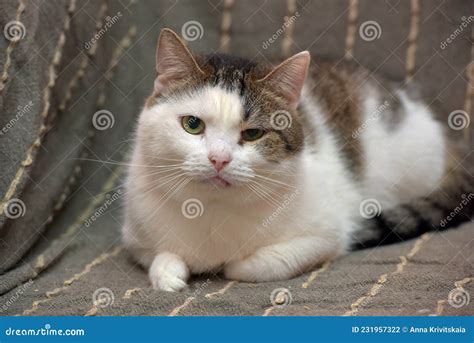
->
[154,203,282,272]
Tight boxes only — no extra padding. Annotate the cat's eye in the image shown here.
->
[182,116,205,135]
[241,128,265,142]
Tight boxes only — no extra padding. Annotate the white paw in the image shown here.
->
[224,249,296,282]
[150,273,188,292]
[149,252,189,292]
[224,259,257,282]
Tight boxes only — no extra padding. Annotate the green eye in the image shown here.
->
[182,116,205,135]
[241,128,265,142]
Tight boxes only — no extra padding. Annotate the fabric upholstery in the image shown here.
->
[0,0,472,316]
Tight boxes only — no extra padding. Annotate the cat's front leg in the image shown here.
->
[224,236,339,282]
[149,252,189,292]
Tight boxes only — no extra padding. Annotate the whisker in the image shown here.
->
[131,171,188,195]
[247,183,280,208]
[253,174,298,190]
[248,181,282,208]
[142,177,191,223]
[253,168,298,176]
[73,157,190,169]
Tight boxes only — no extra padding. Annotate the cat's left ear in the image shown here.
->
[258,51,310,109]
[154,28,204,94]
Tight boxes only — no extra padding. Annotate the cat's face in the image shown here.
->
[137,29,309,191]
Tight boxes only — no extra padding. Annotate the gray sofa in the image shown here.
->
[0,0,472,316]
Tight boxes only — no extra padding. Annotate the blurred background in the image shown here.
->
[0,0,472,316]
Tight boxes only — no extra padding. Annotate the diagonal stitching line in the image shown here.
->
[22,246,123,315]
[0,0,77,215]
[1,18,137,276]
[205,280,237,299]
[281,0,297,58]
[262,261,332,316]
[219,0,235,53]
[168,296,195,316]
[434,277,472,315]
[342,233,432,316]
[405,0,420,83]
[0,0,26,94]
[344,0,359,60]
[56,0,109,113]
[462,27,474,143]
[13,168,122,315]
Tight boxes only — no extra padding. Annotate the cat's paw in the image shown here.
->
[151,273,188,292]
[149,252,189,292]
[223,259,258,282]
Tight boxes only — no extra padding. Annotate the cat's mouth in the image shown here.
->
[208,175,231,187]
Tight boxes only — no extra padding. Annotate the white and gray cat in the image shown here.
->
[123,28,472,291]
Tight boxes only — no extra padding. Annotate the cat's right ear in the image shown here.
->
[154,28,204,94]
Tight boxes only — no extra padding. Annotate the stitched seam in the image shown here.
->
[168,296,195,316]
[262,306,274,316]
[205,280,236,298]
[86,287,143,316]
[405,0,420,82]
[0,0,77,216]
[301,261,331,289]
[14,167,121,315]
[41,2,136,233]
[57,0,108,114]
[435,277,472,315]
[22,246,122,315]
[0,0,26,94]
[343,233,432,316]
[123,287,141,299]
[219,0,235,53]
[3,21,135,273]
[463,29,474,143]
[281,0,297,58]
[263,261,332,316]
[344,0,359,60]
[29,22,138,315]
[29,0,109,243]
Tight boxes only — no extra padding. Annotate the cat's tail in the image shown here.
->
[353,142,473,249]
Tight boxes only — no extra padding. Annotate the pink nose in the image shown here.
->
[208,153,232,172]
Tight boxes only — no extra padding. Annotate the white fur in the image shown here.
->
[360,89,446,209]
[123,81,446,291]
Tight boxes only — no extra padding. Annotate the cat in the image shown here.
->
[122,28,473,292]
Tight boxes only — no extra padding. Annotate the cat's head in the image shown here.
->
[137,28,309,191]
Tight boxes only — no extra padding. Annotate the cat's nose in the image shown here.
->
[208,153,232,172]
